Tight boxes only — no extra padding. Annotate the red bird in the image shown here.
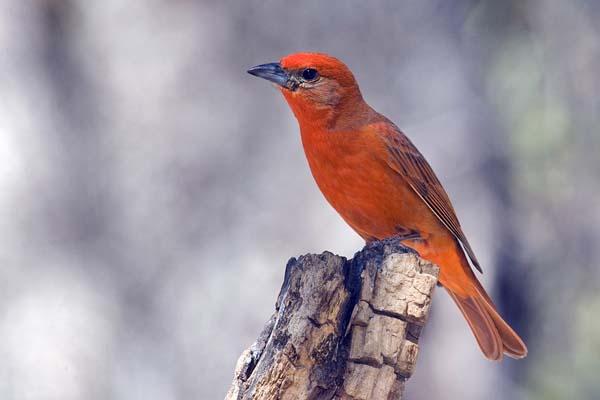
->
[248,52,527,360]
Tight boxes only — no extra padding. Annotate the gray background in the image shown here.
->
[1,1,599,399]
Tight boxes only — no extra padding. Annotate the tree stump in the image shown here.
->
[225,238,439,400]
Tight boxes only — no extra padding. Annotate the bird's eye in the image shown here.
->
[301,68,319,81]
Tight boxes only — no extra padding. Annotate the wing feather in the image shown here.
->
[379,123,483,273]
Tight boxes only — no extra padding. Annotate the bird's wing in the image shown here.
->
[377,122,483,273]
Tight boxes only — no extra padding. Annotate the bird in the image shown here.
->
[247,52,527,360]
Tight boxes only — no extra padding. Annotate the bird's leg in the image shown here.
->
[391,230,426,257]
[363,230,424,257]
[392,227,423,243]
[393,232,421,242]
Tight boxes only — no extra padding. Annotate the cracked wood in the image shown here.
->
[225,238,439,400]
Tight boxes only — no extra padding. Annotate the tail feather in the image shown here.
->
[403,235,527,360]
[478,294,528,359]
[447,290,503,360]
[447,287,528,360]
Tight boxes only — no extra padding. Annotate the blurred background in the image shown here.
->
[1,1,599,399]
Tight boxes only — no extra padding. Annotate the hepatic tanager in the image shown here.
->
[248,52,527,360]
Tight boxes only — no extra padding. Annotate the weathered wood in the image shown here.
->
[226,238,439,400]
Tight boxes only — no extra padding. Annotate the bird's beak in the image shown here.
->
[247,62,291,89]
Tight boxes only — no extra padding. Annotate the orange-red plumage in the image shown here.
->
[249,52,527,360]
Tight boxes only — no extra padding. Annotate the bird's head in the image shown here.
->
[248,53,369,130]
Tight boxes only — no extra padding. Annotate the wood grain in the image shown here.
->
[226,238,439,400]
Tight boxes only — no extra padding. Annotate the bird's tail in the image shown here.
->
[446,279,528,360]
[403,235,528,360]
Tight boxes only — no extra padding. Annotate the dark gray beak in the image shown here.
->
[247,62,290,88]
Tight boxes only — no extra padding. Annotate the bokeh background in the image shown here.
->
[1,1,599,399]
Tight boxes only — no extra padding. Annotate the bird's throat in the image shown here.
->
[283,91,375,134]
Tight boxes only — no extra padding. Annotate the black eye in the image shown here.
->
[301,68,319,81]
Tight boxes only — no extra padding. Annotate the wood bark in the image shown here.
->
[226,238,439,400]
